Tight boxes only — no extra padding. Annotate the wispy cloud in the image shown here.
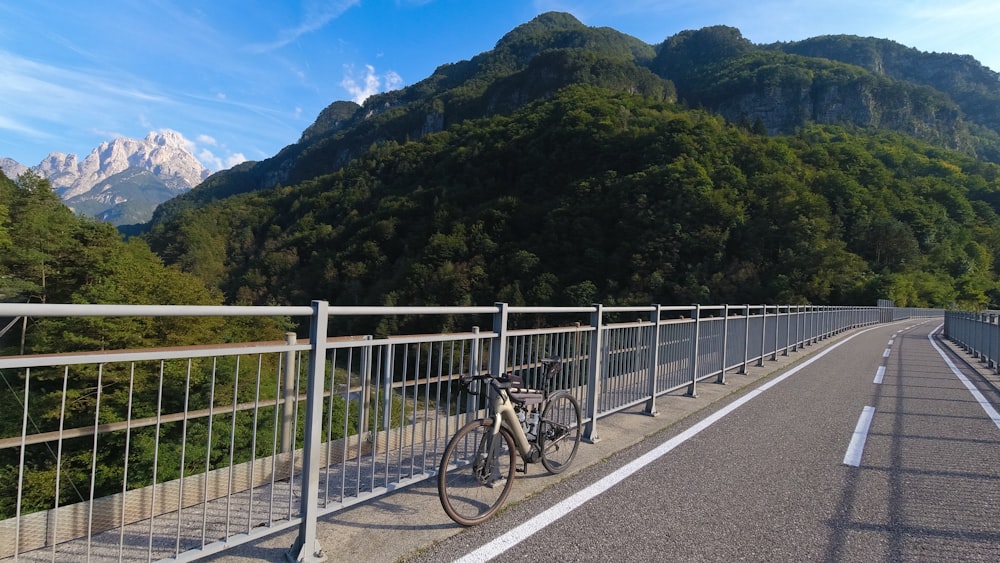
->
[247,0,361,53]
[0,50,172,154]
[197,134,218,146]
[0,115,48,139]
[341,64,404,104]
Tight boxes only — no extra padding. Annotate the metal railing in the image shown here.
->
[943,310,1000,371]
[0,302,941,562]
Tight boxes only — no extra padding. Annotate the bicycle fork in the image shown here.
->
[483,413,506,483]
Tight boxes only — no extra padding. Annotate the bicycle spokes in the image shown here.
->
[438,420,517,526]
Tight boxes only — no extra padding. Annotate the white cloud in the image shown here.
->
[224,153,248,168]
[247,0,361,53]
[197,146,247,172]
[341,64,404,104]
[197,134,218,146]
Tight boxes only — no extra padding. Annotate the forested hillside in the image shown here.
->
[129,13,1000,321]
[149,12,1000,218]
[144,87,1000,317]
[0,171,289,354]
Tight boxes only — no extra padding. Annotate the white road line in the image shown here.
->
[453,325,882,563]
[843,406,876,467]
[874,366,886,384]
[888,339,894,346]
[927,325,1000,431]
[882,348,891,358]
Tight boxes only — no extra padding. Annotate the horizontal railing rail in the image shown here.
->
[0,302,943,562]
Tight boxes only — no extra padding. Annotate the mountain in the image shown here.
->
[772,34,1000,136]
[150,11,670,220]
[0,158,28,180]
[146,16,1000,232]
[137,12,1000,315]
[653,26,1000,161]
[2,130,209,225]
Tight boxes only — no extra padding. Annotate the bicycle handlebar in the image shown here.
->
[459,357,562,394]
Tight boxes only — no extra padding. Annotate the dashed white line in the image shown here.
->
[844,406,876,467]
[882,348,891,358]
[453,326,881,563]
[874,366,886,384]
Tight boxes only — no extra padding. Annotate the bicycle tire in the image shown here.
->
[539,391,582,474]
[438,418,517,526]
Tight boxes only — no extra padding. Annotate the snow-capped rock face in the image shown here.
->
[39,130,209,199]
[2,130,212,225]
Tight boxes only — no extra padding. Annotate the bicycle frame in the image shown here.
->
[490,390,534,459]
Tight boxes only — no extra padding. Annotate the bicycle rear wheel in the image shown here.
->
[438,418,517,526]
[539,391,581,474]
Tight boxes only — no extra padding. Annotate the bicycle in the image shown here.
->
[437,357,582,526]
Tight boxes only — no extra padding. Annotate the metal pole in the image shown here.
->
[467,326,481,423]
[687,305,701,397]
[771,306,779,361]
[716,305,729,384]
[584,304,603,443]
[645,305,662,416]
[281,332,297,454]
[758,305,767,367]
[288,301,329,563]
[490,302,508,377]
[740,305,750,374]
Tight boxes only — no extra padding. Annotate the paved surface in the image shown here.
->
[206,317,1000,563]
[207,324,900,563]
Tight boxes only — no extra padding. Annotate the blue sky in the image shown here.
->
[2,1,998,172]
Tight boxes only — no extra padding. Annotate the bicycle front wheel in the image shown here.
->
[438,418,517,526]
[539,391,581,474]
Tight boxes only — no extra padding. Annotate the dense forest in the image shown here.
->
[144,86,1000,317]
[0,171,290,351]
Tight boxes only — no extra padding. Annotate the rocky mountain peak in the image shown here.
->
[50,129,209,199]
[2,130,211,225]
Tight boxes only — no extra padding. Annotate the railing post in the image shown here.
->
[793,305,801,351]
[810,306,817,344]
[771,306,779,361]
[716,305,729,384]
[644,305,662,416]
[584,304,603,443]
[783,306,791,356]
[360,335,373,438]
[467,326,481,422]
[289,300,329,563]
[687,305,701,397]
[281,332,297,454]
[490,302,509,376]
[758,305,766,367]
[740,305,750,374]
[994,315,1000,375]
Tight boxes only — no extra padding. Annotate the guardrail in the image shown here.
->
[0,302,941,562]
[943,310,1000,371]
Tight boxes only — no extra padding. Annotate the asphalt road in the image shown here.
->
[407,321,1000,562]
